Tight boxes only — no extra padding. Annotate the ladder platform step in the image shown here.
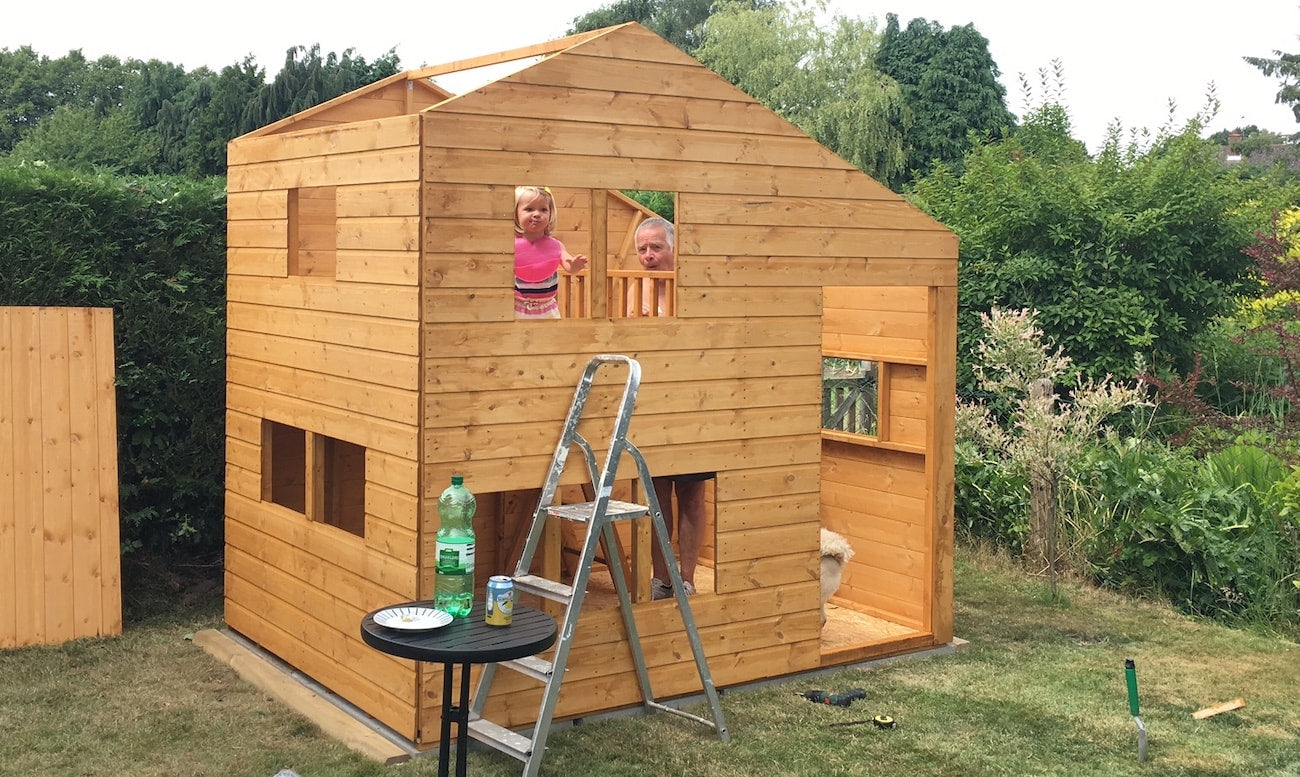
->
[467,718,532,761]
[547,499,648,523]
[502,653,554,682]
[512,574,574,603]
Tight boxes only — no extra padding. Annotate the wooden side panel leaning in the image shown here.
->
[0,306,121,648]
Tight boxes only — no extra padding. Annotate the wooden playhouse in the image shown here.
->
[223,23,957,748]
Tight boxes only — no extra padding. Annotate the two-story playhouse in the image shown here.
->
[223,23,958,748]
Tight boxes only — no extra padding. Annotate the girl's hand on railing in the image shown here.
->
[562,252,589,273]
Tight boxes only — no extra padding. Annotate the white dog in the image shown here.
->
[820,528,855,627]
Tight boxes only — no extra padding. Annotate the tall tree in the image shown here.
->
[0,48,101,152]
[568,0,775,54]
[178,60,267,176]
[244,44,400,130]
[1246,47,1300,123]
[694,1,908,186]
[5,52,156,173]
[10,104,158,174]
[3,44,400,176]
[876,14,1016,181]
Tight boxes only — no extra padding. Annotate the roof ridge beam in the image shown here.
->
[405,25,623,80]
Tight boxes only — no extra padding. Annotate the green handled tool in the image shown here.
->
[1125,658,1148,763]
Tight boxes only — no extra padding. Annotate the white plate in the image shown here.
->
[373,606,453,631]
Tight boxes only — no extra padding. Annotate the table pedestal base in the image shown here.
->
[440,661,472,777]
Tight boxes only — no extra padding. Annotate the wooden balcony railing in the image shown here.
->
[558,272,589,318]
[558,269,676,319]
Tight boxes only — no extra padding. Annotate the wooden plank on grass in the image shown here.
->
[1192,698,1245,719]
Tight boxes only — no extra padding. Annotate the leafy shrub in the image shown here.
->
[1078,439,1299,627]
[957,308,1147,579]
[908,107,1300,394]
[623,190,674,221]
[954,438,1029,547]
[0,161,226,556]
[1141,215,1300,465]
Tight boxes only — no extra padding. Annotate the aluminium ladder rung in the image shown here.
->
[501,654,554,682]
[512,573,574,604]
[467,718,532,760]
[547,499,648,523]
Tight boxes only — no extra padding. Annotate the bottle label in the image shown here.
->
[436,539,475,573]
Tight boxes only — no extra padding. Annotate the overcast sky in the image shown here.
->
[5,1,1299,154]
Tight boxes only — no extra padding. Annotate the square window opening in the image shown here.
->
[288,186,337,277]
[263,420,306,513]
[510,186,677,319]
[822,358,879,437]
[322,437,366,537]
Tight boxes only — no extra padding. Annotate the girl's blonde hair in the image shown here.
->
[514,185,557,235]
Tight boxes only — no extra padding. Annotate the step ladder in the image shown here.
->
[466,354,729,777]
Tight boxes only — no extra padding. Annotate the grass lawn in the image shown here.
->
[1,545,1296,777]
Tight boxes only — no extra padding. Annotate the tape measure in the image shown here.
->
[872,715,895,729]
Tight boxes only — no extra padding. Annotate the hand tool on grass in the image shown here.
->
[799,688,867,707]
[827,714,896,729]
[1125,658,1148,763]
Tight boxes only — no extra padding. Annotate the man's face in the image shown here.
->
[636,225,674,271]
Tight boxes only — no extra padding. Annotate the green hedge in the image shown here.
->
[0,161,227,557]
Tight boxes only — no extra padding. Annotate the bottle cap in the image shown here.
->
[451,474,464,486]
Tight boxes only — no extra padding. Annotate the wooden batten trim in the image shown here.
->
[820,632,935,668]
[415,111,430,603]
[588,189,608,318]
[821,349,928,367]
[405,26,619,81]
[926,286,958,644]
[820,430,924,455]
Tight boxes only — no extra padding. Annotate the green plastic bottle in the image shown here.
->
[434,475,476,618]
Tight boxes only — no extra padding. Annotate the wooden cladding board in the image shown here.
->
[1,307,121,648]
[886,363,928,448]
[821,440,929,630]
[416,187,951,325]
[225,118,426,738]
[224,492,421,739]
[417,567,824,741]
[824,286,932,362]
[419,318,822,494]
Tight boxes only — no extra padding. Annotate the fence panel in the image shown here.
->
[1,307,121,648]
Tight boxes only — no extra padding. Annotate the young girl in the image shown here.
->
[514,186,588,319]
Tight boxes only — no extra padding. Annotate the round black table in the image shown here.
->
[361,601,557,777]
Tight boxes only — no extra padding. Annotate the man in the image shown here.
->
[629,216,675,317]
[631,217,714,599]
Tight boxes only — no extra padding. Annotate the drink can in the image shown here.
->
[485,575,514,626]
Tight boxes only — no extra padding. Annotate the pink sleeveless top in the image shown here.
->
[515,236,564,282]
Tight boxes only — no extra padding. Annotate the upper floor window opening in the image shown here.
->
[511,186,678,320]
[288,186,337,277]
